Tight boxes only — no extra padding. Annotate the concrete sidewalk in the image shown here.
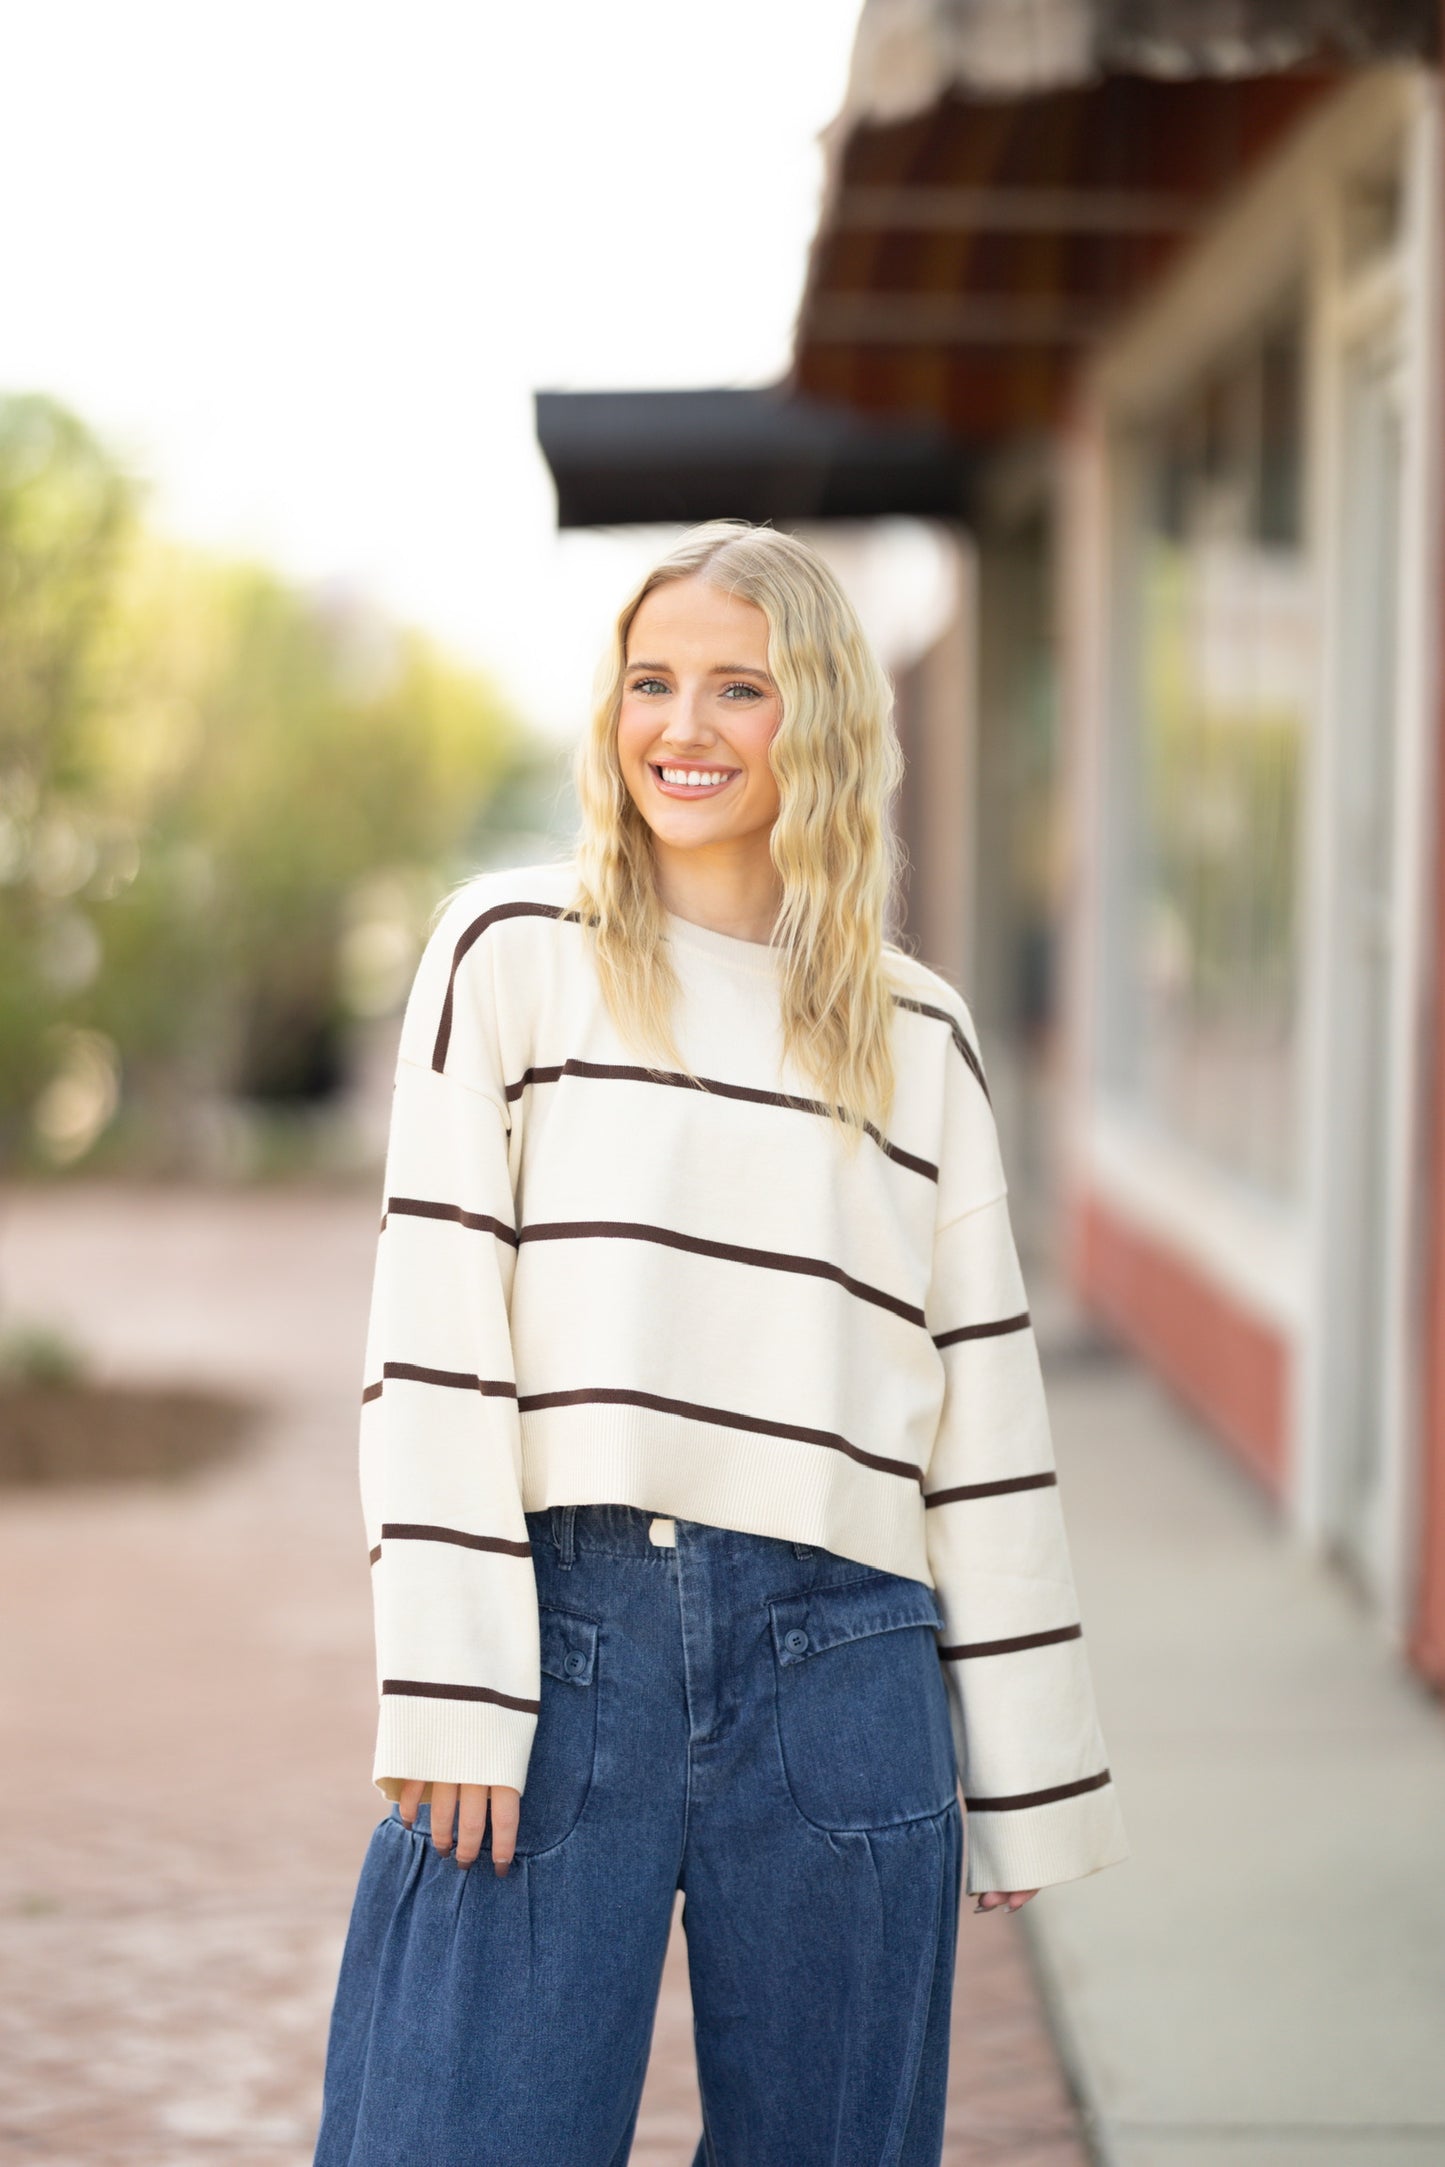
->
[23,1177,1433,2164]
[1026,1281,1445,2167]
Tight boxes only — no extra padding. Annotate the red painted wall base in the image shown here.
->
[1066,1189,1290,1502]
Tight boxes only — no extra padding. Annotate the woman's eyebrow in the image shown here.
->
[624,659,772,679]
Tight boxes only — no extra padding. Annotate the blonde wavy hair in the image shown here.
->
[571,520,908,1146]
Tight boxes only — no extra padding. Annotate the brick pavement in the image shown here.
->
[1,1181,1089,2165]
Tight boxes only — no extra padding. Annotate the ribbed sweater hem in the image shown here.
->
[516,1403,935,1587]
[961,1780,1133,1894]
[373,1698,537,1802]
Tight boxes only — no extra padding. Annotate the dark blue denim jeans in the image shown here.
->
[313,1503,963,2167]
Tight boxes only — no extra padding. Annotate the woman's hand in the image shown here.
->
[399,1780,521,1876]
[974,1888,1039,1913]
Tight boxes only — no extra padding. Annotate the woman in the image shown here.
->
[313,521,1130,2167]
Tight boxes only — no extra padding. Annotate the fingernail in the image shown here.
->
[495,1861,510,1878]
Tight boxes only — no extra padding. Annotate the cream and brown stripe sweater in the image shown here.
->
[359,856,1130,1894]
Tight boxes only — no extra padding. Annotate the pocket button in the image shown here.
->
[784,1628,810,1654]
[564,1650,587,1677]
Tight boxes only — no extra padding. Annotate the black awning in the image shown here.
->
[534,385,977,529]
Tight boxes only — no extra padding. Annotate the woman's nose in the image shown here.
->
[662,686,716,747]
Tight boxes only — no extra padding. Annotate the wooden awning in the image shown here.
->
[531,4,1439,530]
[790,0,1438,435]
[833,0,1437,122]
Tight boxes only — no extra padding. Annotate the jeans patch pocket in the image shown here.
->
[769,1575,957,1832]
[512,1602,599,1857]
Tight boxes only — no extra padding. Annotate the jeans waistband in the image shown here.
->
[528,1502,816,1565]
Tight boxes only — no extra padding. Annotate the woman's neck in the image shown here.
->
[649,845,783,948]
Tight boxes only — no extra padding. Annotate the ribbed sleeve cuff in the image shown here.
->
[371,1696,538,1803]
[962,1779,1132,1894]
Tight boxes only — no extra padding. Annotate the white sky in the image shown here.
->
[3,1,869,740]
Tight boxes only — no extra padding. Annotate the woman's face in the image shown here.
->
[616,576,782,861]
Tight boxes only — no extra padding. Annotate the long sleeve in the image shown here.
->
[921,1003,1131,1894]
[358,887,540,1803]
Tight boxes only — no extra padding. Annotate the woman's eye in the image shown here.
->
[627,675,761,699]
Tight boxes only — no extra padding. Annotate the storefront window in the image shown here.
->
[1115,301,1313,1198]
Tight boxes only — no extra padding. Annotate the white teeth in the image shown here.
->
[660,767,728,788]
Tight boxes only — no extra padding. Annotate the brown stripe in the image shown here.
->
[892,994,991,1106]
[934,1309,1030,1349]
[429,904,963,1179]
[923,1470,1058,1507]
[428,902,988,1137]
[382,1677,542,1716]
[379,1522,533,1557]
[940,1622,1082,1660]
[368,1542,382,1565]
[365,1362,518,1400]
[432,900,589,1072]
[518,1384,925,1486]
[502,1057,938,1184]
[965,1767,1111,1812]
[517,1218,926,1329]
[382,1195,519,1246]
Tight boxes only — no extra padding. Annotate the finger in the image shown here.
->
[397,1779,426,1829]
[975,1889,1038,1913]
[489,1784,521,1877]
[452,1786,491,1868]
[430,1784,458,1854]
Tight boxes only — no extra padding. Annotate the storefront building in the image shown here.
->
[537,5,1445,1690]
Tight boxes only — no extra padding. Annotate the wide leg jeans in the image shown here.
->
[313,1502,965,2167]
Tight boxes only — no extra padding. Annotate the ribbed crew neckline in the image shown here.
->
[661,907,786,976]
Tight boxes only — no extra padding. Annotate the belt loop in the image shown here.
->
[558,1503,577,1569]
[792,1539,815,1558]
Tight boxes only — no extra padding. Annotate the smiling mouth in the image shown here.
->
[650,764,739,796]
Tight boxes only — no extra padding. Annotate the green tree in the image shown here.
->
[0,394,137,1162]
[0,389,553,1183]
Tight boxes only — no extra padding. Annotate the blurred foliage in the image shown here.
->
[0,391,559,1180]
[0,396,134,1159]
[0,1318,89,1388]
